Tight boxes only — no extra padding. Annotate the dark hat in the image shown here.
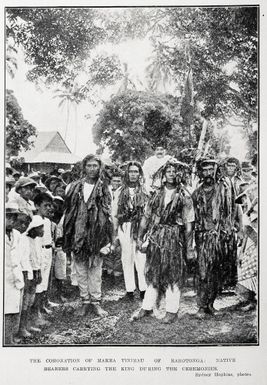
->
[45,175,62,189]
[15,177,37,192]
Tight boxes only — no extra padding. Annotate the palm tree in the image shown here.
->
[53,81,83,149]
[117,63,143,93]
[145,54,182,95]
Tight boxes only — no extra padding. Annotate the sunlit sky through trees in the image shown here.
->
[6,10,249,160]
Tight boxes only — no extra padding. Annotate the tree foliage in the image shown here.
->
[6,8,147,87]
[6,8,121,85]
[92,90,203,162]
[7,7,257,121]
[6,89,37,157]
[6,7,257,159]
[145,7,257,123]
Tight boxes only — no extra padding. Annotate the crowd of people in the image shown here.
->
[4,146,258,344]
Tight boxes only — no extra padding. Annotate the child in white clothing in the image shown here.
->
[5,203,24,344]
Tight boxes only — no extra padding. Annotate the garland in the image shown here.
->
[147,185,187,228]
[117,184,147,239]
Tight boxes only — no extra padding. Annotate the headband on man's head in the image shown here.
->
[152,158,190,184]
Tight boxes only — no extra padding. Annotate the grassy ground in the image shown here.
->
[17,274,258,346]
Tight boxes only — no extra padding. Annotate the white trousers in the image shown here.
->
[142,284,181,314]
[54,248,67,280]
[36,248,52,293]
[118,222,147,292]
[74,256,103,303]
[70,254,78,286]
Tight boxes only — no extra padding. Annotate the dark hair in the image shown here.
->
[70,161,83,181]
[162,161,190,185]
[54,184,65,191]
[27,226,43,238]
[33,192,53,206]
[6,212,18,218]
[124,161,144,185]
[196,158,218,181]
[82,154,102,170]
[112,170,123,178]
[226,157,240,167]
[41,174,49,184]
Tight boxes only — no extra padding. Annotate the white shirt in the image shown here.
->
[5,229,24,314]
[129,187,135,200]
[42,217,53,246]
[164,187,176,208]
[8,187,19,201]
[163,186,195,224]
[19,233,33,280]
[143,154,171,192]
[28,237,42,271]
[83,182,94,203]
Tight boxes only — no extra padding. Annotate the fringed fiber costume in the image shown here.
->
[144,185,194,294]
[63,177,112,265]
[192,180,234,309]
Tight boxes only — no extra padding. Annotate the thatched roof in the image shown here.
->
[20,131,80,164]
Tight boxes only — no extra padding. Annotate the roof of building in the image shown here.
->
[20,131,81,164]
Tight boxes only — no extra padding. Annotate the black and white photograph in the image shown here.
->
[4,4,259,348]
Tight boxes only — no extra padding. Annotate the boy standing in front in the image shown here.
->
[17,215,45,337]
[33,192,54,323]
[5,202,24,344]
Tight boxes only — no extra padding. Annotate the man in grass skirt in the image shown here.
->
[132,159,194,323]
[192,158,242,318]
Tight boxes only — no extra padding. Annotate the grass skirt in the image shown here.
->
[145,224,186,292]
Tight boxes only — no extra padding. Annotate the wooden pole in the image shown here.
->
[196,118,208,160]
[191,118,208,188]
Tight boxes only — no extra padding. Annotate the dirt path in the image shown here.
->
[19,276,257,346]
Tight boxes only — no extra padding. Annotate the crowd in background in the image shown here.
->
[4,147,258,344]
